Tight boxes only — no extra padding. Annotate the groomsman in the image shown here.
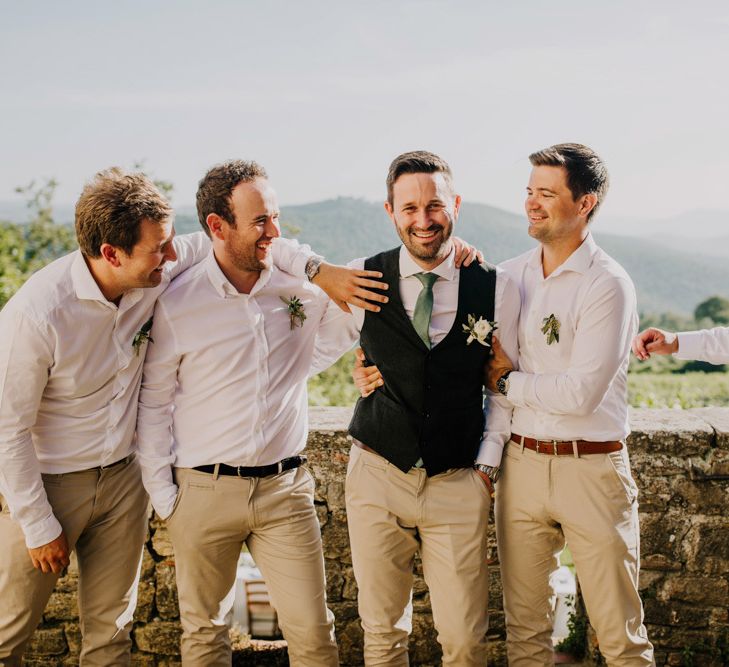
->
[348,150,520,665]
[633,325,729,364]
[0,166,384,665]
[487,143,654,664]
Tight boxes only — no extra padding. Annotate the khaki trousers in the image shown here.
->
[0,456,148,667]
[345,445,491,667]
[167,466,338,667]
[495,440,654,666]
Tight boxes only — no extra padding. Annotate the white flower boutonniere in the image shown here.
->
[281,296,307,330]
[541,313,560,345]
[132,317,154,356]
[462,314,497,347]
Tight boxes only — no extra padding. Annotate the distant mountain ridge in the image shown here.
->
[174,197,729,315]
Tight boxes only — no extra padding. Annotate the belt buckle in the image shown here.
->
[536,439,558,455]
[236,466,243,477]
[277,460,284,474]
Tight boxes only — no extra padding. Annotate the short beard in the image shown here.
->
[397,218,453,263]
[227,245,267,273]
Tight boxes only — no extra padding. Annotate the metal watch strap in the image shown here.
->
[497,370,512,396]
[305,256,324,281]
[474,464,500,483]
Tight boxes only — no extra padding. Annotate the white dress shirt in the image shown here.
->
[349,246,520,467]
[0,235,315,548]
[136,251,358,519]
[676,327,729,364]
[500,234,638,441]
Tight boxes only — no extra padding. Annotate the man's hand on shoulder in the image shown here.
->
[313,264,389,313]
[452,237,484,268]
[486,337,514,393]
[29,531,70,574]
[352,348,383,397]
[632,327,679,360]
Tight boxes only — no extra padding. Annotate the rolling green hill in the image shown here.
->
[175,198,729,315]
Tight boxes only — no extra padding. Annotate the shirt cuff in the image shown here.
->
[674,331,702,361]
[504,370,528,407]
[475,439,504,467]
[24,515,63,550]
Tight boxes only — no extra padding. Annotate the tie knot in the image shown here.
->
[414,272,438,290]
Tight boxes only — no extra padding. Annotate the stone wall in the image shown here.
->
[23,408,729,666]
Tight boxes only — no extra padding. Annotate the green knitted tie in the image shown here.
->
[412,272,438,348]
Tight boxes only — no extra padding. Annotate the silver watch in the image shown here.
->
[496,370,512,396]
[305,256,324,282]
[474,464,500,483]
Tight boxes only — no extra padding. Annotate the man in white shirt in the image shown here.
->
[0,167,386,666]
[136,159,370,666]
[487,144,654,664]
[348,151,520,665]
[633,325,729,364]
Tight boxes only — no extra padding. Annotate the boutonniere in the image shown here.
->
[132,317,154,355]
[541,313,560,345]
[281,296,307,330]
[462,314,497,347]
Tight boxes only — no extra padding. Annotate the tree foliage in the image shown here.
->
[0,179,77,308]
[694,295,729,325]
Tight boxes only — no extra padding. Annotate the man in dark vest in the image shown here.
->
[345,151,520,666]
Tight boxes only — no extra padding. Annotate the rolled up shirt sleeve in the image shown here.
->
[0,310,62,548]
[476,269,519,467]
[675,328,729,365]
[507,275,636,416]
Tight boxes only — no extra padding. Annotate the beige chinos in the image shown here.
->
[0,457,147,666]
[495,440,654,666]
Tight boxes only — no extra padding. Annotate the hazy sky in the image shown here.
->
[2,0,728,222]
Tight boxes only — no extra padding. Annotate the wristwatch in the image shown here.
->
[496,370,512,396]
[305,256,324,282]
[474,464,501,484]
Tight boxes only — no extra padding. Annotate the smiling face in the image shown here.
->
[385,172,460,269]
[223,177,281,272]
[117,217,177,289]
[525,165,590,245]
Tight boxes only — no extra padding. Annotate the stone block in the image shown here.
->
[133,620,181,655]
[645,598,711,627]
[690,407,729,449]
[320,511,351,560]
[341,565,358,601]
[151,524,175,558]
[134,578,156,623]
[661,574,729,607]
[26,627,67,656]
[325,559,345,601]
[686,520,729,575]
[628,409,713,455]
[155,560,180,620]
[409,612,440,664]
[63,622,81,657]
[315,502,329,527]
[44,591,77,622]
[335,617,364,666]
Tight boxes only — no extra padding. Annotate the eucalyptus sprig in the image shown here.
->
[281,296,307,330]
[132,317,154,355]
[541,313,560,345]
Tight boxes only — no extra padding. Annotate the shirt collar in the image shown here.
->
[528,233,598,278]
[399,244,457,281]
[204,249,272,297]
[71,250,113,303]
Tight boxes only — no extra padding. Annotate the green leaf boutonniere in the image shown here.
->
[462,314,497,347]
[281,296,307,330]
[541,313,560,345]
[132,317,154,355]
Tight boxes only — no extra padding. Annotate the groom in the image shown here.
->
[346,150,519,665]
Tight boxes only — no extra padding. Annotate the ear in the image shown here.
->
[384,201,396,224]
[100,243,122,268]
[206,213,226,240]
[579,194,598,220]
[452,194,462,220]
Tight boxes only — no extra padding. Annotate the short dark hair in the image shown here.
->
[75,168,172,258]
[386,150,454,207]
[196,160,268,237]
[528,143,609,221]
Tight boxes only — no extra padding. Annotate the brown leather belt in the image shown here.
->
[511,433,623,456]
[352,439,378,455]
